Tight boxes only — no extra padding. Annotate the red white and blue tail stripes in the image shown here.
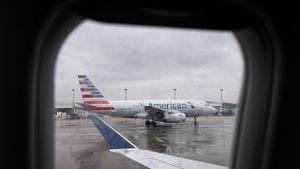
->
[78,75,115,111]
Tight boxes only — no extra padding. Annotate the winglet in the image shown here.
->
[90,115,137,149]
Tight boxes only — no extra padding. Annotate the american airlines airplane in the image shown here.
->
[77,75,217,126]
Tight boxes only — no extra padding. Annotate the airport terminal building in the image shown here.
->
[206,101,238,115]
[54,103,89,119]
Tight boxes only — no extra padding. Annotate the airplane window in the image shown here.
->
[54,19,244,169]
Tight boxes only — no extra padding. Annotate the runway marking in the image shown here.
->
[154,137,166,143]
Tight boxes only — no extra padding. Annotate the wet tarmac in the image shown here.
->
[55,115,236,169]
[55,118,147,169]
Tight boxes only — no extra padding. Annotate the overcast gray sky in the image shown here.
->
[55,20,244,106]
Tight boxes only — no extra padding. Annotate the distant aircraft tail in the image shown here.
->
[78,75,115,111]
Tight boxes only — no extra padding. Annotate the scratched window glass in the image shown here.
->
[54,20,244,169]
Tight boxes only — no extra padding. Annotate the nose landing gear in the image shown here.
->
[193,116,200,126]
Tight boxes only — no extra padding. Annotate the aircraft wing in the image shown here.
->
[144,105,163,112]
[144,106,166,121]
[90,115,227,169]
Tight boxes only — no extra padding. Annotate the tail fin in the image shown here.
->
[78,75,115,111]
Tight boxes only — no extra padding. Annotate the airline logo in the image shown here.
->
[148,102,188,109]
[78,75,115,111]
[148,101,196,109]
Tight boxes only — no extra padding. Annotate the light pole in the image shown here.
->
[173,88,176,100]
[220,88,223,111]
[72,89,75,114]
[124,88,128,100]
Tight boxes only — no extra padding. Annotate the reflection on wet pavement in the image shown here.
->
[55,116,235,168]
[103,116,235,166]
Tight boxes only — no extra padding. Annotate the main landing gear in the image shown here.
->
[145,120,157,127]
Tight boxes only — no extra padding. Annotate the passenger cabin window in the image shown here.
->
[54,20,244,168]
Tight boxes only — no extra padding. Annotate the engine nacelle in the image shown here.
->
[163,110,186,123]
